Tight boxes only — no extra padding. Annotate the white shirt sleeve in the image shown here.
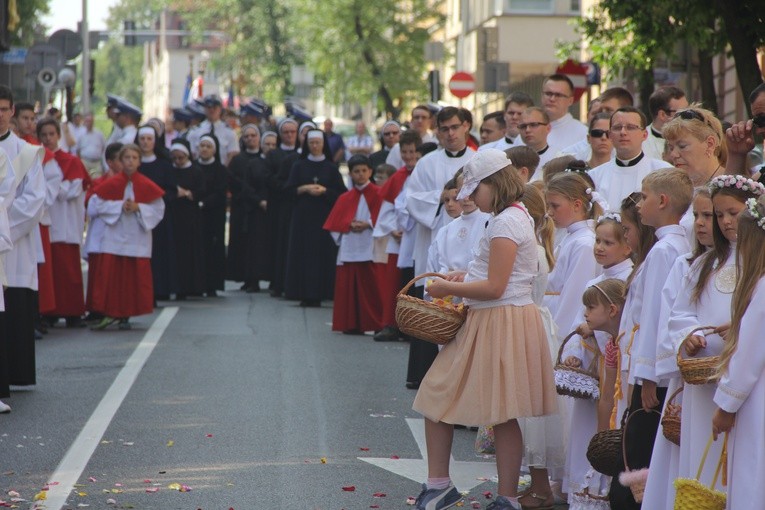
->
[136,198,166,231]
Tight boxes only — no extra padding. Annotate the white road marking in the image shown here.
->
[359,418,497,492]
[41,308,178,510]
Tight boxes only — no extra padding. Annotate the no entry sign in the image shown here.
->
[449,71,475,99]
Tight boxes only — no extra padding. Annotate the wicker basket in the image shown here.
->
[661,386,684,446]
[395,273,467,345]
[554,331,601,400]
[673,433,727,510]
[570,469,610,510]
[677,326,719,385]
[619,408,660,503]
[587,409,628,477]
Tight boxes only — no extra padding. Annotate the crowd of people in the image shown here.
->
[0,72,764,510]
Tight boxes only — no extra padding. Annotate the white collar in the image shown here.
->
[354,182,370,191]
[307,154,326,162]
[199,157,215,164]
[550,112,574,127]
[655,224,686,239]
[141,155,157,163]
[245,148,260,154]
[566,219,592,234]
[280,143,296,151]
[603,258,634,277]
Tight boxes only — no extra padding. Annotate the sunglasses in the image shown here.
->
[674,109,705,122]
[752,114,765,128]
[589,129,609,138]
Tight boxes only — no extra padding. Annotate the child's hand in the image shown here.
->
[712,407,735,440]
[445,271,466,282]
[575,322,593,339]
[684,334,706,357]
[427,278,450,299]
[714,323,731,342]
[563,356,582,368]
[391,230,403,242]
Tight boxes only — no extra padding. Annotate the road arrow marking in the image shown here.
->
[358,418,497,492]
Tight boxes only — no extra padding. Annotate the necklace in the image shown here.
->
[709,164,722,180]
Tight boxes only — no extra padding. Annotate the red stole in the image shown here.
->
[54,149,91,190]
[93,171,164,203]
[86,174,110,206]
[379,166,412,203]
[20,134,56,164]
[323,183,382,234]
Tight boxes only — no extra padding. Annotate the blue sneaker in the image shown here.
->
[486,495,522,510]
[414,483,462,510]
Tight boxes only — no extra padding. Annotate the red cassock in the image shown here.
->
[49,150,91,317]
[323,184,383,332]
[90,172,164,318]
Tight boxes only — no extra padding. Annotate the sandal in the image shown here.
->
[518,489,554,510]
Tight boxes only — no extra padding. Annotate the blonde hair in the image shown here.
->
[642,167,694,216]
[546,171,603,220]
[718,195,765,376]
[521,184,555,270]
[663,104,727,166]
[542,155,576,184]
[481,164,526,214]
[687,186,712,264]
[595,217,629,252]
[118,143,141,160]
[582,278,626,309]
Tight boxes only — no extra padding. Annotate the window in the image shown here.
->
[505,0,554,14]
[570,0,581,12]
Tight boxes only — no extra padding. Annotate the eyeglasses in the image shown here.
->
[543,91,570,100]
[383,131,400,136]
[610,124,643,133]
[438,123,464,134]
[518,122,548,130]
[752,114,765,128]
[589,129,609,138]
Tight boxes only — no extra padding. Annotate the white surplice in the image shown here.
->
[587,154,671,215]
[425,209,489,274]
[548,113,588,151]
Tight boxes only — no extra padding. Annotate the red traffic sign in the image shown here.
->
[556,59,588,101]
[449,71,475,99]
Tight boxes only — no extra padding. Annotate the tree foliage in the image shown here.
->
[12,0,50,46]
[294,0,442,117]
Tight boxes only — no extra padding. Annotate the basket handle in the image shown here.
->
[666,386,684,406]
[555,330,580,365]
[398,272,448,297]
[675,325,718,364]
[621,408,660,470]
[696,432,728,490]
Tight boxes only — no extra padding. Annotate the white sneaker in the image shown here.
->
[0,400,10,413]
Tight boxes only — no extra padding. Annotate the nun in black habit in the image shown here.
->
[136,124,178,300]
[283,129,346,306]
[196,134,228,297]
[169,138,207,298]
[227,124,271,291]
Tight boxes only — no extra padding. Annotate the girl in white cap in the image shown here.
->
[412,149,558,510]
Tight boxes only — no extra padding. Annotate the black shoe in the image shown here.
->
[83,312,104,323]
[245,286,259,294]
[34,321,48,334]
[34,330,43,340]
[299,300,321,307]
[373,326,400,342]
[175,294,187,301]
[65,317,86,328]
[239,282,249,291]
[342,329,363,335]
[155,294,170,301]
[269,290,282,298]
[206,290,218,298]
[454,424,467,430]
[405,382,420,390]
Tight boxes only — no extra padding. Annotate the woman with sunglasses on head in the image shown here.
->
[586,112,613,169]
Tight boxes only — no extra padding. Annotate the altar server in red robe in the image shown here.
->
[323,155,383,334]
[89,144,165,330]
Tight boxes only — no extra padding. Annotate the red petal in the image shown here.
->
[342,486,356,492]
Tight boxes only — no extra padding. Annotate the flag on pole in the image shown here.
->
[182,72,193,106]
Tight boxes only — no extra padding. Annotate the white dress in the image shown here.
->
[713,277,765,510]
[519,245,566,474]
[561,258,633,497]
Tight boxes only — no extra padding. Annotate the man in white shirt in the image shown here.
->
[542,74,588,150]
[346,120,374,157]
[644,86,688,160]
[77,114,106,178]
[588,106,672,210]
[113,98,141,145]
[194,94,239,165]
[518,107,556,180]
[480,91,533,151]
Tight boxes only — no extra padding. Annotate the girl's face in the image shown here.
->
[199,140,216,160]
[121,149,140,175]
[621,216,640,253]
[459,195,478,214]
[138,133,155,155]
[594,222,631,268]
[693,194,715,248]
[713,193,746,243]
[545,191,583,228]
[584,301,613,332]
[472,182,494,213]
[401,143,419,170]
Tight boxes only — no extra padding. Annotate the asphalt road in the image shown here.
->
[0,284,509,510]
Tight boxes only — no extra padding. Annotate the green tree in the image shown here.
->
[11,0,50,46]
[295,0,442,118]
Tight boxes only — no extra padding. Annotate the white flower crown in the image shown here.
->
[598,212,622,224]
[745,198,765,231]
[709,175,765,196]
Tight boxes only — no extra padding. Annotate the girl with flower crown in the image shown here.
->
[712,194,765,508]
